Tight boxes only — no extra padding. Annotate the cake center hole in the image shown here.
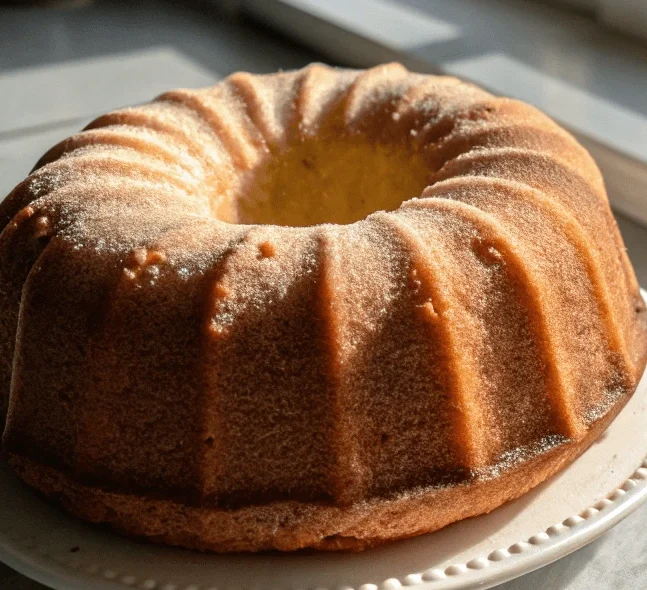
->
[226,137,431,227]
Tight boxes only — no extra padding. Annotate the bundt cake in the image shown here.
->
[1,63,646,552]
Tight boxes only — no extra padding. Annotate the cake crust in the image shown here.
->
[2,63,647,552]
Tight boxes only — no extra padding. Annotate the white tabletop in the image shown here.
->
[1,1,646,588]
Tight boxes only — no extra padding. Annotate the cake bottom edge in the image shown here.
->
[4,398,625,554]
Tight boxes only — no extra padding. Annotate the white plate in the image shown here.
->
[1,339,647,590]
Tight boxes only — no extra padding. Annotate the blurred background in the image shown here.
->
[1,1,647,588]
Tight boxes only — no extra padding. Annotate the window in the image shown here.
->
[546,0,647,42]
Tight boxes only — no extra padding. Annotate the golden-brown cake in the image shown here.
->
[1,63,646,552]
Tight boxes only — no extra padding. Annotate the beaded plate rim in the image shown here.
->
[2,452,646,590]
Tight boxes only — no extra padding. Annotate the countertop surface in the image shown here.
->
[0,1,646,588]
